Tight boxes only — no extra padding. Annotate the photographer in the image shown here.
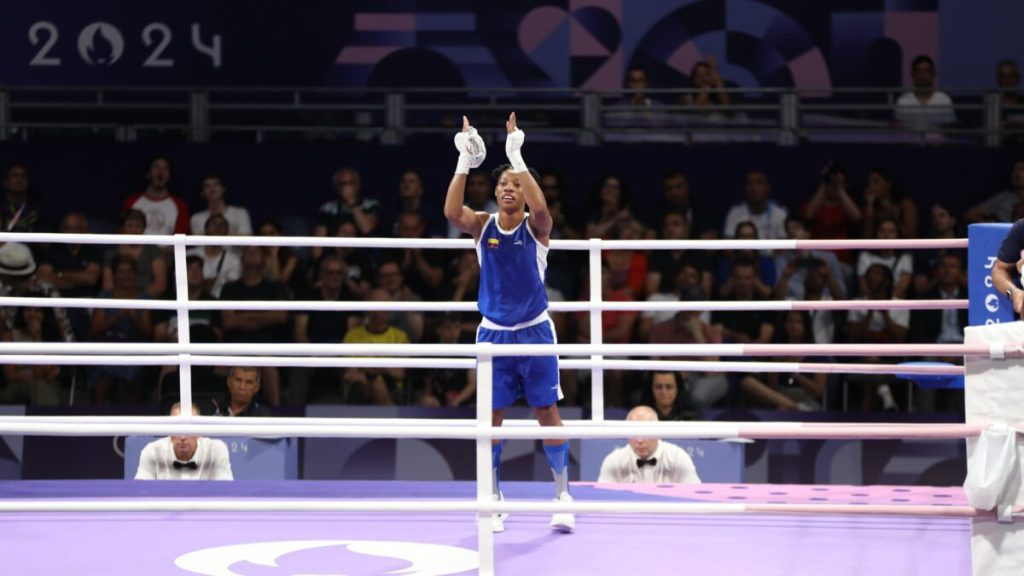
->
[801,162,861,264]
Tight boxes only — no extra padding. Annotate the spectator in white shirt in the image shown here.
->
[189,175,253,238]
[965,160,1024,223]
[187,214,241,298]
[598,406,701,484]
[723,171,788,241]
[894,54,955,131]
[134,402,233,480]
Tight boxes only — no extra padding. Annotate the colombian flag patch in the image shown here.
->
[487,238,499,249]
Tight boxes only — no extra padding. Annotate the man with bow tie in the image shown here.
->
[134,402,233,480]
[598,406,701,484]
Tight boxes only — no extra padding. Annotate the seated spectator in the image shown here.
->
[2,304,62,405]
[860,168,917,240]
[36,212,102,341]
[621,66,659,108]
[965,160,1024,223]
[653,171,707,237]
[313,220,372,300]
[638,263,707,342]
[1,164,48,237]
[846,264,908,412]
[392,170,444,237]
[997,60,1024,142]
[801,162,861,263]
[135,402,233,480]
[448,171,497,238]
[774,217,846,301]
[88,254,153,404]
[121,157,189,236]
[291,256,359,404]
[154,256,218,341]
[683,56,730,108]
[586,174,640,240]
[913,203,963,295]
[722,171,787,241]
[375,260,424,342]
[640,371,696,421]
[211,367,272,417]
[257,218,301,291]
[419,313,475,407]
[894,55,955,131]
[651,286,728,409]
[712,258,775,345]
[909,253,966,345]
[342,289,410,405]
[102,209,168,299]
[605,218,649,299]
[448,250,480,303]
[644,210,713,308]
[716,221,775,297]
[802,264,837,344]
[312,167,379,258]
[0,242,75,343]
[393,211,446,300]
[908,253,966,413]
[219,246,290,406]
[856,218,912,298]
[740,311,825,411]
[597,406,701,484]
[187,214,241,298]
[189,175,252,238]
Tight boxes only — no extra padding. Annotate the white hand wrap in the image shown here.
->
[453,126,487,175]
[505,128,527,173]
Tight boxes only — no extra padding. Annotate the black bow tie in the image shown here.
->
[173,460,198,470]
[637,457,658,468]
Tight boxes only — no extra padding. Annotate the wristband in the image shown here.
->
[455,154,472,175]
[507,150,527,174]
[1008,288,1017,301]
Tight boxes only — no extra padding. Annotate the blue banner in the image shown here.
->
[968,223,1015,327]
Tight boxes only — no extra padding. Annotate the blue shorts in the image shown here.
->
[476,318,561,409]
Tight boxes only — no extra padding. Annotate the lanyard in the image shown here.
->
[5,203,25,231]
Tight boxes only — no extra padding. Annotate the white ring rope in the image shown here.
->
[0,341,1012,357]
[0,499,1012,519]
[0,231,968,251]
[0,354,961,376]
[0,418,1011,440]
[0,295,968,312]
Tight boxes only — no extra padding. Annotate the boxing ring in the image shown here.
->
[0,231,1019,576]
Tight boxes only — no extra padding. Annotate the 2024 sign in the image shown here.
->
[28,21,221,68]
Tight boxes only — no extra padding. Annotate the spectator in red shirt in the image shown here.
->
[121,157,190,236]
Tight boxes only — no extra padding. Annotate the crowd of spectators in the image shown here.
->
[3,140,1014,418]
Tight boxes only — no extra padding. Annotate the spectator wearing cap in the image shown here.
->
[598,406,701,484]
[0,242,74,343]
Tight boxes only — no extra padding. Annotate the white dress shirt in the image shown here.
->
[723,201,788,241]
[135,437,234,480]
[598,441,701,484]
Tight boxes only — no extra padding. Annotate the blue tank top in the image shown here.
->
[476,214,549,326]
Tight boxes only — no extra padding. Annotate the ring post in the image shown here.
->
[589,238,604,421]
[475,342,495,575]
[172,236,193,415]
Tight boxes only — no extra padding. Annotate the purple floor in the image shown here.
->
[0,481,972,576]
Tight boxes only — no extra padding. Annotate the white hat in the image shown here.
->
[0,242,36,276]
